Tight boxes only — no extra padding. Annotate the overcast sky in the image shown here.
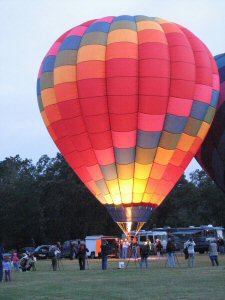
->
[1,0,225,176]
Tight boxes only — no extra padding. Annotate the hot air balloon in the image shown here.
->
[37,15,219,235]
[196,53,225,191]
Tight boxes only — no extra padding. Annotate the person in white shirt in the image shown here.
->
[122,239,130,259]
[184,238,196,267]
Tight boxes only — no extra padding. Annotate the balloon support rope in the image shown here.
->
[135,222,145,235]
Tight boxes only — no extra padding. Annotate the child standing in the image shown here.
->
[12,253,19,271]
[3,256,12,281]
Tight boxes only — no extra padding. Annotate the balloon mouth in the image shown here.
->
[105,205,155,235]
[105,205,155,222]
[116,221,146,236]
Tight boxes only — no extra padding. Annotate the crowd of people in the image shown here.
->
[0,236,224,281]
[0,246,36,282]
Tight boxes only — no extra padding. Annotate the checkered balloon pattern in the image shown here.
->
[37,15,219,222]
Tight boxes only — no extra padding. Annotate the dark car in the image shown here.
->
[60,240,82,259]
[21,247,35,255]
[18,247,35,258]
[33,245,51,259]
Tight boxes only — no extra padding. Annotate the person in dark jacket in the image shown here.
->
[69,241,75,260]
[101,240,110,270]
[155,239,163,257]
[217,237,224,254]
[209,239,219,266]
[166,238,176,268]
[77,243,89,270]
[140,242,150,269]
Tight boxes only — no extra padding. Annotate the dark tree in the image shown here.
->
[1,155,225,250]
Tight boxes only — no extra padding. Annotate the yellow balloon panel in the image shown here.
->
[142,193,153,203]
[106,179,120,195]
[134,163,152,179]
[119,179,133,194]
[132,193,143,203]
[111,194,122,205]
[133,178,148,193]
[104,194,113,205]
[121,193,133,204]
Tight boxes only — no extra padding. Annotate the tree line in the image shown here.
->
[0,154,225,250]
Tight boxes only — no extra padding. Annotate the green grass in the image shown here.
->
[1,254,225,300]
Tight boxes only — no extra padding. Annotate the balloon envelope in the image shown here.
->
[37,15,219,228]
[196,53,225,191]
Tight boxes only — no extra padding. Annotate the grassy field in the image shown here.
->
[1,254,225,300]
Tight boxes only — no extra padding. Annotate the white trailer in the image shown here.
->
[85,235,103,258]
[85,235,118,258]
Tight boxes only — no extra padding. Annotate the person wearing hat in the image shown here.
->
[184,237,196,268]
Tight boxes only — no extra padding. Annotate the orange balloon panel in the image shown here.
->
[37,15,220,223]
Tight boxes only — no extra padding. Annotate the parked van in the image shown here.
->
[137,230,167,251]
[125,230,168,253]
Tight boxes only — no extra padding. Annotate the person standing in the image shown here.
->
[114,239,120,259]
[131,237,139,258]
[3,256,12,282]
[122,239,130,259]
[101,240,110,270]
[77,243,88,270]
[69,241,75,260]
[155,239,163,258]
[140,242,150,269]
[12,253,19,271]
[166,238,176,268]
[119,240,123,258]
[208,239,219,266]
[56,242,62,253]
[49,245,61,271]
[217,237,224,254]
[184,238,196,268]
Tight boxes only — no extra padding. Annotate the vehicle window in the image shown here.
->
[161,235,167,241]
[217,230,224,239]
[205,230,216,238]
[147,235,153,243]
[139,235,146,242]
